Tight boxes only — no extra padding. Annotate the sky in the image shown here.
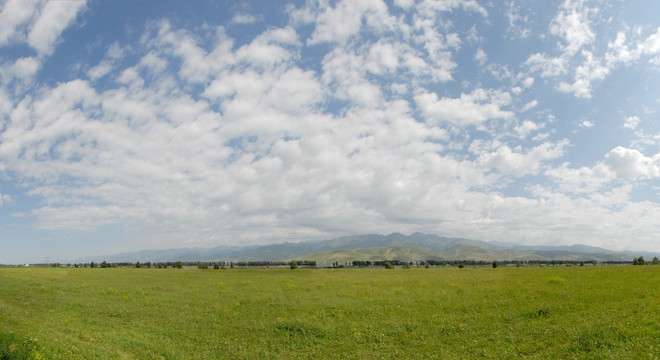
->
[1,0,660,264]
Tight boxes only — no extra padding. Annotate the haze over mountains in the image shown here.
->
[69,233,657,266]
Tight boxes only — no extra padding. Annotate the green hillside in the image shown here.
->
[292,243,640,266]
[292,245,442,266]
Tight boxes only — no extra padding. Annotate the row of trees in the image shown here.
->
[64,260,318,269]
[15,257,659,268]
[349,259,607,268]
[632,256,660,265]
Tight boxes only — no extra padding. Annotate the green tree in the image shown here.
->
[637,256,646,265]
[290,260,298,269]
[175,261,183,269]
[492,261,499,268]
[425,261,430,269]
[101,261,109,268]
[135,261,142,268]
[652,257,659,265]
[384,261,393,269]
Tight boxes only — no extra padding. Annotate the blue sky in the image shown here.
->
[2,0,660,264]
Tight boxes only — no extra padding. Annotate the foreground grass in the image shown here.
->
[0,266,658,359]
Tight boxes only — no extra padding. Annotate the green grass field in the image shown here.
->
[1,266,659,359]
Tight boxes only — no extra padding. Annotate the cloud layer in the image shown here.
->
[1,0,660,262]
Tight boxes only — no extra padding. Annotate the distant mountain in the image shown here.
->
[67,233,658,264]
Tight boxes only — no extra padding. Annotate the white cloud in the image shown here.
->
[0,0,42,46]
[0,194,11,206]
[557,50,609,98]
[549,0,595,55]
[87,61,112,81]
[545,162,614,194]
[525,53,567,77]
[514,119,543,139]
[232,13,259,25]
[504,0,530,39]
[477,140,568,177]
[520,99,538,112]
[307,0,395,45]
[27,0,87,56]
[606,32,638,66]
[638,27,660,56]
[417,0,487,17]
[474,48,487,66]
[604,147,660,179]
[11,56,40,80]
[624,116,640,130]
[393,0,414,10]
[579,120,594,128]
[415,89,514,127]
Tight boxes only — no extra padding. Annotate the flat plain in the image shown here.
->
[1,265,659,359]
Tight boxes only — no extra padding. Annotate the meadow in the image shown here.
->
[0,265,658,359]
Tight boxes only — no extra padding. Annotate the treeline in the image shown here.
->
[349,259,650,268]
[24,260,317,269]
[11,257,659,268]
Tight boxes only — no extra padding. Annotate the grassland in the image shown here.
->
[0,266,659,359]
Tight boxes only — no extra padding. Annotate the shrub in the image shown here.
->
[384,261,393,269]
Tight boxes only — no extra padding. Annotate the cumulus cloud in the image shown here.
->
[0,0,42,46]
[624,115,640,130]
[0,194,11,206]
[474,48,487,66]
[306,0,395,45]
[415,89,514,127]
[477,140,568,177]
[604,147,660,179]
[231,13,259,25]
[525,53,567,77]
[27,0,87,56]
[545,162,614,194]
[579,120,594,128]
[520,100,537,113]
[549,0,595,56]
[514,120,543,139]
[11,56,40,80]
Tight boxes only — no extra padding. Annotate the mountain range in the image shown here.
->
[69,233,658,266]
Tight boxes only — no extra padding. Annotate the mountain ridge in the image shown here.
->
[67,233,658,264]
